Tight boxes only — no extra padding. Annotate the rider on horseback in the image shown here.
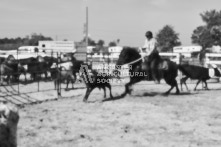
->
[140,31,158,82]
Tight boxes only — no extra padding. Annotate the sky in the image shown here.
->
[0,0,221,47]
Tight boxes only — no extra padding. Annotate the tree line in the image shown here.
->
[0,33,52,50]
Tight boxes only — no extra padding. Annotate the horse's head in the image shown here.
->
[115,47,141,77]
[116,47,141,66]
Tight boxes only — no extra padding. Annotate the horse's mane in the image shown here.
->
[121,47,140,57]
[122,47,139,53]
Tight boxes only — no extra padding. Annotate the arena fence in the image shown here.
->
[1,50,221,105]
[0,51,70,105]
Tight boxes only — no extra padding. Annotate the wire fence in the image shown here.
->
[1,50,221,106]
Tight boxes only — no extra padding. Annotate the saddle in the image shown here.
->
[141,56,149,71]
[140,57,153,81]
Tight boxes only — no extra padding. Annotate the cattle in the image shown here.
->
[178,64,221,91]
[0,58,26,84]
[21,56,56,81]
[80,64,113,102]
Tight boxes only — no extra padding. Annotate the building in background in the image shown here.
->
[38,41,76,53]
[108,46,123,59]
[173,45,202,57]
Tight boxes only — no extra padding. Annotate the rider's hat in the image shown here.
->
[145,31,153,38]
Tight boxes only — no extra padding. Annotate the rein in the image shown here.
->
[114,57,143,76]
[120,57,143,67]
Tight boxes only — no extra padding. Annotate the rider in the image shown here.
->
[140,31,158,81]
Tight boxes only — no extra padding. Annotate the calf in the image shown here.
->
[80,64,113,102]
[178,64,221,91]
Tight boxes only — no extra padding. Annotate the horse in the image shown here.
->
[51,59,84,91]
[52,67,76,91]
[115,47,180,96]
[25,56,55,81]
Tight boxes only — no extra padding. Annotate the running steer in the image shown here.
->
[80,64,113,102]
[178,64,221,91]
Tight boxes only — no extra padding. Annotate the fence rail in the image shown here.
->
[1,50,221,105]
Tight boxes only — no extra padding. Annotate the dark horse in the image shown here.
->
[115,47,180,96]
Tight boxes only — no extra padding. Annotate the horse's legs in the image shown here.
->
[54,79,57,90]
[107,84,113,98]
[83,87,94,102]
[71,75,76,89]
[174,79,180,94]
[65,78,70,90]
[45,71,48,80]
[164,76,180,95]
[32,73,36,81]
[122,77,141,96]
[165,85,175,95]
[194,80,201,91]
[180,77,184,91]
[71,79,74,89]
[24,73,27,83]
[6,75,11,85]
[102,87,106,98]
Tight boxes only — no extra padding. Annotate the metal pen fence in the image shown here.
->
[0,51,66,104]
[1,49,221,105]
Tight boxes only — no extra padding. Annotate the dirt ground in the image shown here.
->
[2,80,221,147]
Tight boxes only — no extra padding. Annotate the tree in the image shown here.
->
[97,39,105,47]
[81,37,96,46]
[0,33,53,50]
[191,10,221,48]
[108,39,120,47]
[156,25,181,52]
[28,33,53,46]
[191,26,213,48]
[108,41,117,47]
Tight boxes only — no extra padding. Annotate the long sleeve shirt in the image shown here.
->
[141,38,157,56]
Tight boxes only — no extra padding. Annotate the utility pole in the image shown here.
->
[85,6,89,47]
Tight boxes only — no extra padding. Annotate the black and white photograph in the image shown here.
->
[1,0,221,146]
